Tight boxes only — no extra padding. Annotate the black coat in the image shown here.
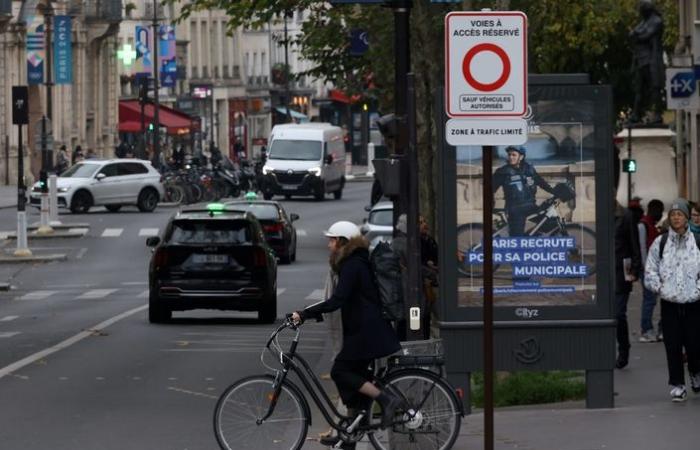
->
[302,242,401,361]
[614,203,642,294]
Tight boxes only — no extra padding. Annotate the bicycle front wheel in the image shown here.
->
[368,369,461,450]
[213,374,309,450]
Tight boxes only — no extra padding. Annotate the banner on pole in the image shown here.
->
[159,25,177,87]
[26,16,45,85]
[54,16,73,84]
[134,25,153,76]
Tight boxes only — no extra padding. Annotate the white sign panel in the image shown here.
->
[666,67,700,110]
[445,118,528,146]
[445,11,527,118]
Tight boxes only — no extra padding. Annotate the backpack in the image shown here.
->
[370,241,405,321]
[658,232,700,260]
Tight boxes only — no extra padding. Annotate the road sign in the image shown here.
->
[12,86,29,125]
[445,11,527,118]
[666,67,699,110]
[445,118,528,146]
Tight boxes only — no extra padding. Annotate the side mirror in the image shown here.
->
[360,224,369,234]
[146,236,161,247]
[364,205,372,212]
[325,154,334,165]
[363,218,368,223]
[290,213,300,222]
[95,173,106,181]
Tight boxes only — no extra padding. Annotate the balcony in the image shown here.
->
[84,0,122,23]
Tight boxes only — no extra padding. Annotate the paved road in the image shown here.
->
[0,182,374,449]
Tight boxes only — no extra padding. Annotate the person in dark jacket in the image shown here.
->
[493,146,556,236]
[615,201,643,369]
[292,221,402,448]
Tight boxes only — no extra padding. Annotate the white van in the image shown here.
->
[261,123,346,201]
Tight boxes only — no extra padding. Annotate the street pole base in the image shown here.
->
[13,248,33,257]
[35,225,55,235]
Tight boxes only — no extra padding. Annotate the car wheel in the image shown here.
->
[137,188,159,212]
[291,244,297,262]
[259,290,277,324]
[333,188,342,200]
[105,205,121,212]
[314,185,325,201]
[70,190,92,214]
[148,290,171,323]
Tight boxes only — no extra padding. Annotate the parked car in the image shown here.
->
[30,159,164,213]
[225,198,299,264]
[361,201,394,252]
[146,204,278,323]
[261,123,346,201]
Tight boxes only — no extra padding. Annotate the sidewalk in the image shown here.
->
[0,185,18,209]
[452,286,700,450]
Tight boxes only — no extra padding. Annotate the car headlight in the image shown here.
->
[57,187,69,193]
[262,165,273,175]
[307,166,321,176]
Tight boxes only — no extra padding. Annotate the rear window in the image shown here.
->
[167,220,252,244]
[369,209,393,226]
[229,204,280,220]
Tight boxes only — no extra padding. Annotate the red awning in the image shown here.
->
[119,100,198,135]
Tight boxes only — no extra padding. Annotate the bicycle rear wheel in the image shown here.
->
[368,369,461,450]
[213,374,309,450]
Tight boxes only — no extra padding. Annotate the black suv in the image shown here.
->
[146,205,278,323]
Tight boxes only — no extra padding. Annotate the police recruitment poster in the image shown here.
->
[456,103,597,307]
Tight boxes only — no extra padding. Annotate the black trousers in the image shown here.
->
[507,203,539,237]
[615,292,631,355]
[331,359,374,409]
[660,300,700,386]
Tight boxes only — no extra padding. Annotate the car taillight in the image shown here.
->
[264,223,284,233]
[253,248,267,267]
[153,248,169,268]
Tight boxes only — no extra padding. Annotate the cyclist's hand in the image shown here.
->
[291,312,302,325]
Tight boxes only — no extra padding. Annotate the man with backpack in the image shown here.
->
[638,199,664,342]
[644,198,700,402]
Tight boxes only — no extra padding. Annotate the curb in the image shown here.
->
[0,253,67,263]
[29,222,90,230]
[346,174,374,182]
[0,282,10,291]
[3,228,89,240]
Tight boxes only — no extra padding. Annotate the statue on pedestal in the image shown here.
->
[629,0,665,125]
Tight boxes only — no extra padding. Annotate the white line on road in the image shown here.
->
[0,316,19,322]
[76,289,119,299]
[305,289,325,301]
[0,332,20,338]
[138,290,148,298]
[0,304,147,379]
[101,228,123,237]
[296,229,307,237]
[121,281,148,286]
[18,291,57,300]
[76,247,88,259]
[138,228,159,237]
[277,288,286,296]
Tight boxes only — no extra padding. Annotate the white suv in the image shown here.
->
[30,159,164,213]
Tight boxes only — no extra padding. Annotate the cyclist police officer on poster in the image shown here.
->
[493,145,556,236]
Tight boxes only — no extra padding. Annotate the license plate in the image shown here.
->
[192,254,229,264]
[281,184,296,190]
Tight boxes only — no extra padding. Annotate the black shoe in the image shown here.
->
[615,353,629,369]
[319,435,341,447]
[377,392,405,428]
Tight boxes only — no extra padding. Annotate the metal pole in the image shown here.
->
[140,77,147,158]
[405,73,422,341]
[49,174,60,226]
[482,145,494,450]
[151,0,160,169]
[38,116,53,234]
[15,124,31,257]
[283,10,291,123]
[4,134,8,185]
[45,7,53,169]
[627,125,632,205]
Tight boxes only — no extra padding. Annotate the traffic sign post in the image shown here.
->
[11,86,31,257]
[666,67,700,110]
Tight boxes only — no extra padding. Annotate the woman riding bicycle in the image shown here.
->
[291,221,403,449]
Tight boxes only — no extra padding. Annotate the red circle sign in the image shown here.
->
[462,43,511,92]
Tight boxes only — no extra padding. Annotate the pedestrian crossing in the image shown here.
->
[85,227,311,239]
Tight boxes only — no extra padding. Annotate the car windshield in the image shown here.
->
[269,140,322,161]
[369,209,393,226]
[228,204,280,221]
[60,163,100,178]
[167,220,252,244]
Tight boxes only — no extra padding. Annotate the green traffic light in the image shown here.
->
[148,123,154,131]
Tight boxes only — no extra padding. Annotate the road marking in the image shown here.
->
[167,386,218,400]
[0,316,19,322]
[138,228,159,237]
[18,290,57,300]
[101,228,123,237]
[296,229,307,237]
[76,289,119,299]
[0,332,20,338]
[76,248,88,259]
[305,289,325,301]
[138,290,148,298]
[0,304,147,379]
[276,288,286,296]
[122,281,148,286]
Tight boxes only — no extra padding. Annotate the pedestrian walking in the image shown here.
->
[85,148,96,159]
[689,201,700,233]
[72,145,84,164]
[614,201,642,369]
[55,145,69,174]
[638,199,664,342]
[644,198,700,402]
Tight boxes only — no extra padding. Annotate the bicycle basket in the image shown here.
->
[552,182,575,202]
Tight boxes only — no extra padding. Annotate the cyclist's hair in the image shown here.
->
[647,199,664,217]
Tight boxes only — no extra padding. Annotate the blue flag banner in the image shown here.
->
[159,25,177,87]
[54,16,72,84]
[26,16,44,85]
[134,25,152,76]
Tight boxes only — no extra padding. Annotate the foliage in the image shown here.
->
[471,371,586,408]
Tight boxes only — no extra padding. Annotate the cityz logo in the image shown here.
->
[514,337,543,364]
[515,307,539,319]
[670,72,695,98]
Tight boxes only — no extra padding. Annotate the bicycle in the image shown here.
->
[213,316,463,449]
[457,182,596,278]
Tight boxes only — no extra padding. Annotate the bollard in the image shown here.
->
[14,211,32,257]
[36,192,54,235]
[48,174,61,226]
[367,143,375,176]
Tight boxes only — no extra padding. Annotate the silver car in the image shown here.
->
[30,159,164,213]
[360,201,394,251]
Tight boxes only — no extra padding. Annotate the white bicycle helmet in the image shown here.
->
[324,221,361,240]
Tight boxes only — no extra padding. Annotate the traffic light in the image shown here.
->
[39,170,48,193]
[622,158,637,173]
[148,123,154,131]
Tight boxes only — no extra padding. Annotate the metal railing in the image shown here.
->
[84,0,122,23]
